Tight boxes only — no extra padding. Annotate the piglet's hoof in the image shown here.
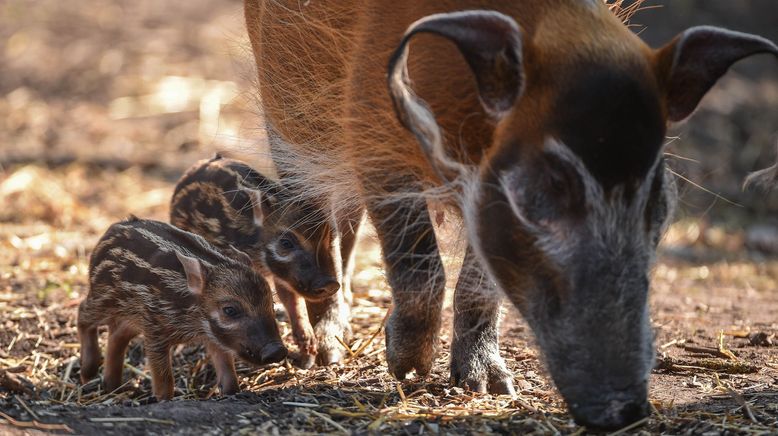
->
[292,352,317,369]
[385,313,438,379]
[219,382,240,396]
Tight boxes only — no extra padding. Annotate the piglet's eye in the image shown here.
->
[222,306,240,318]
[279,238,295,250]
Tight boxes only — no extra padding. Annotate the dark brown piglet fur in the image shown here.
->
[78,216,286,401]
[170,155,341,367]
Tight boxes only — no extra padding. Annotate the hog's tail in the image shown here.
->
[744,143,778,192]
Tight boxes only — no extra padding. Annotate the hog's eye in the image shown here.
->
[222,306,241,318]
[279,237,295,250]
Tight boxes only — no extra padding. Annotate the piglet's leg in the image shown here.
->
[104,321,138,393]
[276,281,317,369]
[77,300,102,384]
[145,340,175,401]
[206,342,239,395]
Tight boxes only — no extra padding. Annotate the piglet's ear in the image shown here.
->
[227,244,254,267]
[657,26,778,122]
[240,187,274,227]
[388,10,524,181]
[176,251,205,295]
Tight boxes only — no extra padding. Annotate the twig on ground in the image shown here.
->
[680,344,736,360]
[727,387,759,424]
[14,395,40,421]
[0,411,74,433]
[310,409,349,434]
[88,417,175,425]
[607,417,649,436]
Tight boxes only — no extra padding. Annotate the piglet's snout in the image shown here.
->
[243,320,287,364]
[310,276,340,298]
[244,341,286,364]
[260,341,287,363]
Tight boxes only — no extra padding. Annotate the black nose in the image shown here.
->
[260,341,287,364]
[572,400,650,430]
[311,277,340,297]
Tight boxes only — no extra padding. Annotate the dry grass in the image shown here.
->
[1,164,777,434]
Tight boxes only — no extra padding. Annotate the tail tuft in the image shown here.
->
[744,164,778,192]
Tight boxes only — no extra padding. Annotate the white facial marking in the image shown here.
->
[269,242,295,263]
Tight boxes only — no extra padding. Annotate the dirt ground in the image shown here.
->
[1,1,777,434]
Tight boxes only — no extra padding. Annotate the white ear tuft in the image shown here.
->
[240,187,267,227]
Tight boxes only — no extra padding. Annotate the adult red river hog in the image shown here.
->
[244,0,777,429]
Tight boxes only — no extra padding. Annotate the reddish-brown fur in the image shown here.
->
[245,0,777,428]
[246,2,653,191]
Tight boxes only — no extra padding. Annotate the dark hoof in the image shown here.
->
[450,348,515,396]
[385,313,438,379]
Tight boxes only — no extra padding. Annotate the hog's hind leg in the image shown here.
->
[104,321,138,393]
[450,246,515,396]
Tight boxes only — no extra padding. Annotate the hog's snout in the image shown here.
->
[569,394,650,430]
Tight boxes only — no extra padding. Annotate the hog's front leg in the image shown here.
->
[145,340,175,401]
[276,282,317,369]
[367,195,445,379]
[206,342,239,395]
[450,246,515,396]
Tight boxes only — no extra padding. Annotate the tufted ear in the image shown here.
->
[176,251,205,295]
[656,26,778,122]
[240,186,275,227]
[227,244,254,267]
[387,10,524,181]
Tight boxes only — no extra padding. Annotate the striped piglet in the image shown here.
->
[170,155,342,368]
[78,217,286,400]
